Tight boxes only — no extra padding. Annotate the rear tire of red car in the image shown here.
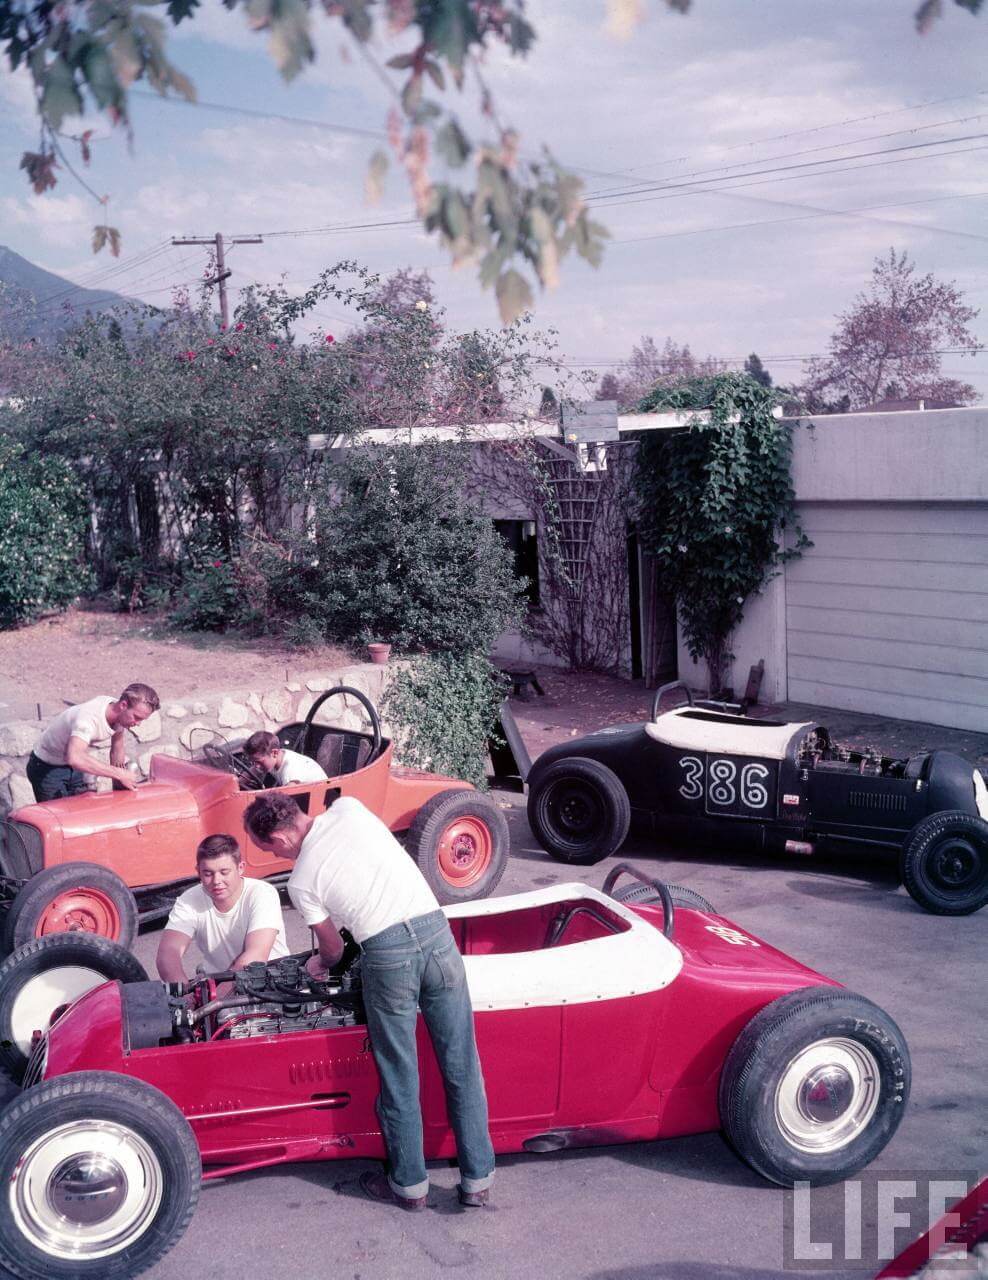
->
[2,862,138,956]
[899,811,988,915]
[0,933,148,1082]
[0,1071,200,1279]
[611,883,716,913]
[527,757,631,865]
[405,790,509,904]
[719,986,910,1187]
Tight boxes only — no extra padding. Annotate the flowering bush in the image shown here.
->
[0,439,90,626]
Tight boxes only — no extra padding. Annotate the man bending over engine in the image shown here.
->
[156,834,289,981]
[244,730,329,786]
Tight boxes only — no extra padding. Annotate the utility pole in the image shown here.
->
[171,231,263,328]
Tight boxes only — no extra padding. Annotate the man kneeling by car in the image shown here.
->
[157,834,289,981]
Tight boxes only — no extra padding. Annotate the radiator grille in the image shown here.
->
[849,791,908,813]
[0,820,44,879]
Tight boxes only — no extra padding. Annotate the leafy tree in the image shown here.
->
[268,438,524,654]
[804,249,982,409]
[633,372,807,694]
[0,0,620,323]
[596,372,621,402]
[744,352,772,388]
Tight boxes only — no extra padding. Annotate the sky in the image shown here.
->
[1,0,987,401]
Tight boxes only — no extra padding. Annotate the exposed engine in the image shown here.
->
[123,948,365,1050]
[796,727,917,779]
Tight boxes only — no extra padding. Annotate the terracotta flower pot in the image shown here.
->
[367,642,391,665]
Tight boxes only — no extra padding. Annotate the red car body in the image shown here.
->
[39,892,836,1173]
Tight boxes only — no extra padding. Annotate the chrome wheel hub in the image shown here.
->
[775,1037,880,1154]
[11,1120,162,1260]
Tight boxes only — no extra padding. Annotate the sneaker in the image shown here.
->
[359,1170,427,1212]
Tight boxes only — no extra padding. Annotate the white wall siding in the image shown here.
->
[785,501,988,731]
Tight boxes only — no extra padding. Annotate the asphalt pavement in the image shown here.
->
[129,793,987,1280]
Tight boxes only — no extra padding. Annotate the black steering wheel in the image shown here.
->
[299,685,383,762]
[201,740,267,791]
[650,679,694,722]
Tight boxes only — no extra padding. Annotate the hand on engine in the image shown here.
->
[305,953,330,981]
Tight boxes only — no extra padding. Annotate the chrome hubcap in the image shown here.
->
[11,1121,162,1260]
[775,1038,880,1153]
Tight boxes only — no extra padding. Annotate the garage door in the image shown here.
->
[785,502,988,731]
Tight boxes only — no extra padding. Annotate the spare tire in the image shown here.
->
[0,933,147,1082]
[404,789,509,904]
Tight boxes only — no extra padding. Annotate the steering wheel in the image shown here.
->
[299,685,383,762]
[201,740,267,790]
[650,679,694,722]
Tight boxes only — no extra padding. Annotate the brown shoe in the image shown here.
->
[458,1186,491,1208]
[359,1170,427,1212]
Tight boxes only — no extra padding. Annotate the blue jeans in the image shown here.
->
[26,753,89,803]
[360,909,495,1200]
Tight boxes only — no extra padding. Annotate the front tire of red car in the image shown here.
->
[405,790,510,904]
[899,811,988,915]
[527,757,631,865]
[0,1071,201,1280]
[2,863,138,956]
[719,986,910,1187]
[0,933,148,1082]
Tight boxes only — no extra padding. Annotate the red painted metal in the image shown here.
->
[36,886,122,938]
[38,901,841,1176]
[436,816,493,888]
[9,743,472,892]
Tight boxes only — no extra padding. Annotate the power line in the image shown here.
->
[612,189,988,246]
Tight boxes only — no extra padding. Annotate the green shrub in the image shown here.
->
[268,439,524,655]
[0,440,90,626]
[382,651,505,789]
[170,558,258,632]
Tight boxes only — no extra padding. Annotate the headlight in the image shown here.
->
[974,770,988,822]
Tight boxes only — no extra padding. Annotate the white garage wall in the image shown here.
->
[678,407,988,730]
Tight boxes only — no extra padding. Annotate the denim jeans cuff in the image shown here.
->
[388,1173,430,1200]
[459,1171,495,1194]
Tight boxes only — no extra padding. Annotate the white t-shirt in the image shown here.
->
[35,696,116,766]
[165,878,289,972]
[288,797,438,943]
[274,748,328,785]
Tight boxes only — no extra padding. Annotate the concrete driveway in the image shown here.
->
[129,793,987,1280]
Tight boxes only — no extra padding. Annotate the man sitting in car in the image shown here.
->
[244,730,329,786]
[156,834,289,981]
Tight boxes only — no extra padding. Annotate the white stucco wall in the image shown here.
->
[676,407,988,719]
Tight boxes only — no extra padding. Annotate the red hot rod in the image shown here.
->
[0,866,910,1280]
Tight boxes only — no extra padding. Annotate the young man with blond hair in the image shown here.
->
[27,682,160,802]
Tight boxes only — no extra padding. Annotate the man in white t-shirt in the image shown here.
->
[156,834,289,980]
[27,681,160,802]
[244,792,494,1214]
[243,730,328,786]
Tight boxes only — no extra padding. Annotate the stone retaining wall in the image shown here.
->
[0,663,396,811]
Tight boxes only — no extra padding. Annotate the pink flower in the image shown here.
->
[324,334,335,344]
[235,322,245,331]
[268,342,277,350]
[212,560,223,568]
[206,338,214,345]
[219,324,227,331]
[184,350,196,361]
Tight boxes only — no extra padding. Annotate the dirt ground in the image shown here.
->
[0,607,353,715]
